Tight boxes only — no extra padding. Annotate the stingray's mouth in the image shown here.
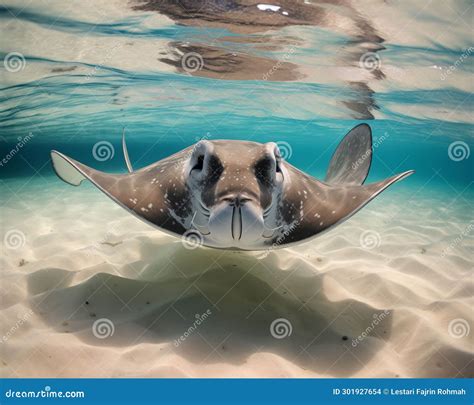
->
[224,196,257,241]
[200,196,265,246]
[190,196,281,247]
[230,203,243,240]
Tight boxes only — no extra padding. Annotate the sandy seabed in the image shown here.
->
[1,178,472,378]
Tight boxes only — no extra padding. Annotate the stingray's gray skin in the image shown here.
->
[51,124,413,250]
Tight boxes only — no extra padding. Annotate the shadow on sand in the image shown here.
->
[28,236,392,376]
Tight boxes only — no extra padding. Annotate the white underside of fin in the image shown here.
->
[51,151,86,186]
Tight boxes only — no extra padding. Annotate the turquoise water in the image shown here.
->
[0,1,473,380]
[0,1,472,192]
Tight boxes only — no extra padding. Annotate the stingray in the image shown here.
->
[51,124,413,250]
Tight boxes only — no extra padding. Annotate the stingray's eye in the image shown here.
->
[192,154,204,172]
[275,151,282,173]
[259,142,284,185]
[206,155,224,183]
[189,140,213,177]
[254,157,275,185]
[188,141,224,185]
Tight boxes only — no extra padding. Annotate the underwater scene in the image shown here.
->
[0,0,472,378]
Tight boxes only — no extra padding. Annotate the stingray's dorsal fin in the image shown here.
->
[122,128,133,173]
[325,123,372,186]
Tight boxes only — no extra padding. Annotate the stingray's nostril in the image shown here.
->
[222,197,235,205]
[222,195,252,207]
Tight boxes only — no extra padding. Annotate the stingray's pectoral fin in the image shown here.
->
[305,169,415,240]
[330,169,415,228]
[51,150,88,186]
[359,169,415,205]
[51,149,135,215]
[50,150,179,235]
[51,151,120,196]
